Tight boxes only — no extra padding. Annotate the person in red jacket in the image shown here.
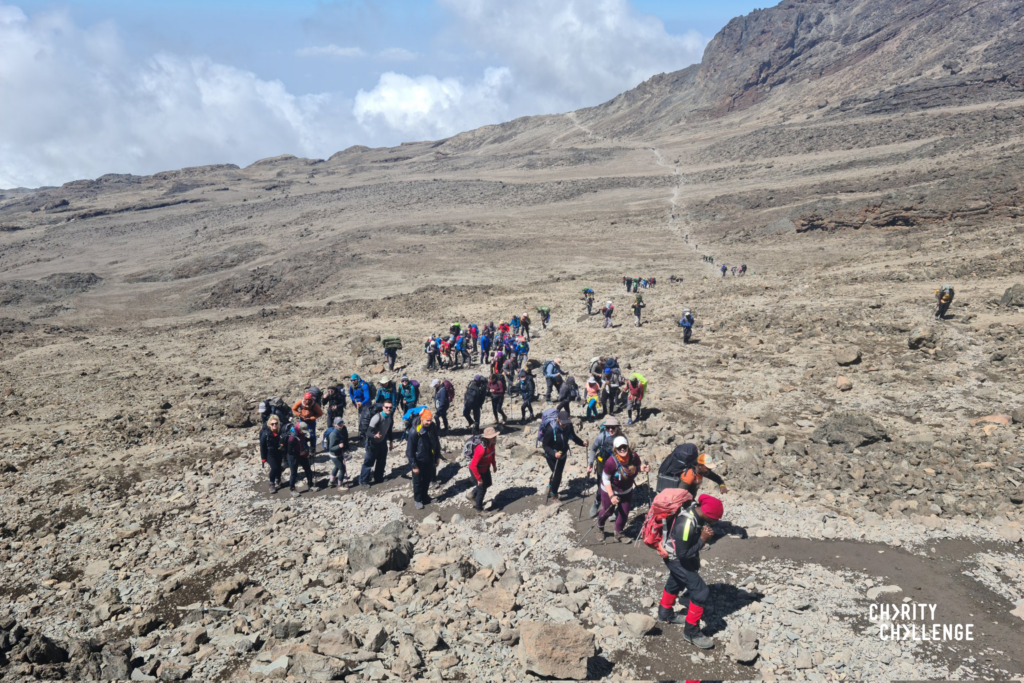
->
[626,377,645,425]
[466,426,499,514]
[293,392,324,454]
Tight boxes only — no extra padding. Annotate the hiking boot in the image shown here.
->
[588,501,600,518]
[658,606,687,624]
[598,527,608,543]
[290,487,299,498]
[613,531,627,543]
[414,501,424,510]
[683,622,714,649]
[476,507,491,516]
[268,483,276,494]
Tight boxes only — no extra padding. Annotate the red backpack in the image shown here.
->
[640,488,693,558]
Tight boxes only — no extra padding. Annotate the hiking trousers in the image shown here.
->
[627,398,642,422]
[544,452,568,493]
[603,315,613,328]
[411,459,436,505]
[266,451,283,487]
[599,488,633,534]
[463,405,481,431]
[287,454,313,489]
[663,557,710,609]
[301,419,317,454]
[329,454,345,482]
[520,399,534,422]
[473,469,492,510]
[491,395,507,422]
[361,440,388,485]
[435,405,450,431]
[601,388,619,415]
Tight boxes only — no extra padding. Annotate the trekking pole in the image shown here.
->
[632,473,652,545]
[546,453,567,503]
[581,502,621,545]
[578,475,592,520]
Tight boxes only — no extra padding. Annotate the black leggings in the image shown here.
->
[473,469,492,510]
[491,395,507,422]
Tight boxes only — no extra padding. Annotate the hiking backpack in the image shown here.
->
[307,386,323,404]
[441,379,456,401]
[542,360,555,376]
[461,435,484,463]
[640,488,693,558]
[321,426,336,451]
[656,444,699,492]
[534,407,560,444]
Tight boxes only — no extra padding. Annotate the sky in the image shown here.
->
[0,0,764,188]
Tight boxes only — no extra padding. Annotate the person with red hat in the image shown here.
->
[657,493,724,649]
[292,391,324,456]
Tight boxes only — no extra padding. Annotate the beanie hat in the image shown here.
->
[304,391,313,400]
[698,494,724,521]
[419,408,433,420]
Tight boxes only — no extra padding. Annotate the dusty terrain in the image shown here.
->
[1,0,1023,680]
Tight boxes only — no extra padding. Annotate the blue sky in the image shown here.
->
[1,0,764,187]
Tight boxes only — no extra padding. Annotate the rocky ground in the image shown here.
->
[3,0,1024,679]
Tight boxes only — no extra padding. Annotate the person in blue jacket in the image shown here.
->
[375,377,396,407]
[480,331,493,365]
[514,338,530,363]
[680,309,695,343]
[349,374,370,408]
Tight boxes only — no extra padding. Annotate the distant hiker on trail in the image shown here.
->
[259,414,286,494]
[517,369,536,423]
[463,375,488,433]
[425,335,439,370]
[631,296,646,327]
[602,301,615,328]
[657,494,724,649]
[431,379,453,433]
[597,436,650,543]
[583,288,595,314]
[680,309,695,343]
[731,266,737,277]
[935,284,955,320]
[586,416,622,517]
[324,385,346,426]
[537,306,551,329]
[541,409,587,501]
[514,337,530,363]
[721,264,728,278]
[356,400,393,488]
[740,264,747,276]
[292,392,323,455]
[480,329,493,365]
[511,315,521,337]
[520,313,531,341]
[382,336,401,371]
[454,334,471,368]
[556,375,580,417]
[624,276,630,292]
[543,358,564,402]
[324,417,349,488]
[467,425,499,514]
[632,277,641,293]
[469,323,479,354]
[626,374,646,425]
[488,372,508,424]
[601,367,623,416]
[398,375,419,412]
[406,408,442,509]
[650,276,657,288]
[285,421,314,494]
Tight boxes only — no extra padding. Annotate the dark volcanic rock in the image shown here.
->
[812,413,888,447]
[1000,284,1024,308]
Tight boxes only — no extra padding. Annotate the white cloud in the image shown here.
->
[354,67,511,140]
[296,44,366,59]
[377,47,419,61]
[439,0,706,111]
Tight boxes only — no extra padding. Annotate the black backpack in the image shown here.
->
[657,443,699,492]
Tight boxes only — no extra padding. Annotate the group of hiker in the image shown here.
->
[422,319,533,371]
[622,276,656,292]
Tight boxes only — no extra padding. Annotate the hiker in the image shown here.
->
[633,277,640,293]
[480,329,493,365]
[259,414,286,493]
[658,446,728,496]
[324,385,346,426]
[585,377,602,419]
[511,315,520,337]
[556,375,579,417]
[650,276,656,288]
[541,409,587,500]
[721,264,728,277]
[383,341,398,371]
[514,337,530,363]
[657,494,724,649]
[517,369,536,423]
[626,375,645,424]
[425,335,439,370]
[597,436,650,543]
[356,400,394,487]
[521,313,531,341]
[731,266,737,277]
[488,372,508,424]
[469,324,479,354]
[601,301,615,328]
[292,391,323,455]
[600,367,622,416]
[740,264,747,276]
[398,375,419,412]
[349,374,371,410]
[285,421,314,494]
[935,284,955,319]
[538,306,551,329]
[259,396,293,427]
[463,375,488,433]
[680,309,695,343]
[543,358,564,401]
[583,288,595,315]
[324,417,349,488]
[375,377,397,407]
[467,425,499,514]
[586,415,623,517]
[631,296,646,327]
[405,408,442,509]
[459,334,473,368]
[431,379,452,432]
[624,276,631,292]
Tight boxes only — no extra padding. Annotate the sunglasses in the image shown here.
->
[383,405,393,410]
[615,445,629,451]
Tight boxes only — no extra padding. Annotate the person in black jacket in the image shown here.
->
[517,370,536,423]
[325,417,349,488]
[354,401,394,487]
[405,409,442,509]
[259,414,286,493]
[555,376,579,417]
[541,409,587,500]
[431,379,451,433]
[284,422,313,494]
[463,375,488,433]
[658,494,723,649]
[324,385,346,426]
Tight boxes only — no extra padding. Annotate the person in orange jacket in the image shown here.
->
[293,391,323,455]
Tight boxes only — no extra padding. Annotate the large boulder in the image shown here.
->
[519,620,594,680]
[345,533,413,573]
[812,413,888,447]
[908,327,935,350]
[290,652,347,681]
[1000,283,1024,308]
[833,346,862,366]
[222,402,253,428]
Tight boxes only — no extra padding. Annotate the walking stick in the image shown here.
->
[578,475,593,520]
[581,502,621,545]
[545,452,568,503]
[633,473,653,545]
